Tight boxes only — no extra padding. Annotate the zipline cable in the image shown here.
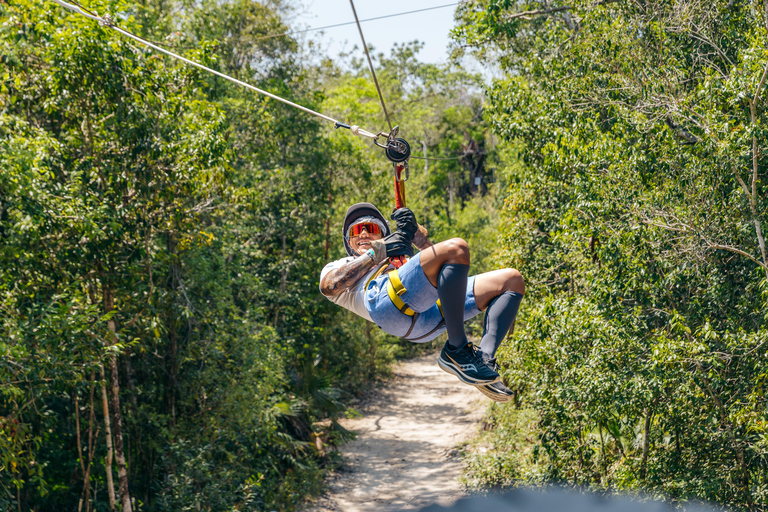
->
[411,155,463,160]
[49,0,385,141]
[49,0,447,164]
[345,0,408,269]
[348,0,393,132]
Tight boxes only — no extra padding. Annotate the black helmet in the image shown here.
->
[342,203,390,257]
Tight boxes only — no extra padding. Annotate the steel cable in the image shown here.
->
[48,0,386,139]
[348,0,393,132]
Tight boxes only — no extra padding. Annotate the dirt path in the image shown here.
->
[306,351,486,512]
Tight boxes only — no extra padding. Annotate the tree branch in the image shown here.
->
[764,0,768,36]
[687,30,735,68]
[694,362,750,493]
[732,166,752,198]
[665,116,699,143]
[753,58,768,108]
[749,57,768,278]
[504,0,618,20]
[706,243,768,271]
[505,5,572,20]
[639,219,690,232]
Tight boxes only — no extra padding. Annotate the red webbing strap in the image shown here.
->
[394,163,406,209]
[391,163,407,269]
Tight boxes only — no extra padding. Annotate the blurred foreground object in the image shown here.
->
[409,487,722,512]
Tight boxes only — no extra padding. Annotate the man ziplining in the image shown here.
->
[52,0,523,407]
[319,203,525,402]
[52,0,525,404]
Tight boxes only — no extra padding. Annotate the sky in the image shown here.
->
[291,0,460,65]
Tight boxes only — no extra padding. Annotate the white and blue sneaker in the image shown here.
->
[477,381,515,403]
[438,341,500,385]
[475,358,515,403]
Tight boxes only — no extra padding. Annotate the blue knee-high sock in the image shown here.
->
[479,291,523,360]
[438,263,470,349]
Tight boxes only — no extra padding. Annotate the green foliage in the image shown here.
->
[456,0,768,509]
[0,0,341,509]
[0,0,498,509]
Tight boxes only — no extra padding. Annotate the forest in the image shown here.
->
[1,0,766,510]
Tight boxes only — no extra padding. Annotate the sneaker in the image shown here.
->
[438,341,500,385]
[476,381,515,403]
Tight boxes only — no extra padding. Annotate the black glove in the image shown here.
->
[391,208,418,239]
[381,231,414,258]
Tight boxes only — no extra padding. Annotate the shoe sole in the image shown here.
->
[475,384,514,403]
[438,356,499,386]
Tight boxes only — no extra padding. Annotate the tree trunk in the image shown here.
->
[275,233,288,326]
[280,233,288,294]
[168,325,177,427]
[103,284,133,512]
[108,354,133,512]
[75,393,85,475]
[99,364,117,512]
[598,423,606,478]
[696,362,750,499]
[75,394,85,512]
[748,67,768,281]
[641,408,652,480]
[324,190,332,262]
[123,353,137,482]
[79,372,99,512]
[85,374,98,512]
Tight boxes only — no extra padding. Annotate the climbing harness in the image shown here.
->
[362,261,445,341]
[386,268,445,341]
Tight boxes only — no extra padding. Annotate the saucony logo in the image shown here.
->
[447,354,477,373]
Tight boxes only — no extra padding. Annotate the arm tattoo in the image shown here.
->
[321,255,375,297]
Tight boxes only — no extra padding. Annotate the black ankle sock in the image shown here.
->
[479,291,523,360]
[438,263,470,349]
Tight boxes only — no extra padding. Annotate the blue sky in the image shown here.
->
[293,0,459,64]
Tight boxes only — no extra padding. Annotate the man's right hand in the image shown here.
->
[413,224,431,250]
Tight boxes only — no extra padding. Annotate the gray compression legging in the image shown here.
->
[438,263,470,349]
[479,291,523,360]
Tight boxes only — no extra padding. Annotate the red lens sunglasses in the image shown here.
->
[349,222,382,237]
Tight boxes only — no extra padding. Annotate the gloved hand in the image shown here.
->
[391,208,418,239]
[370,231,414,263]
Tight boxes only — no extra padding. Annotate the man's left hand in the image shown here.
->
[391,208,418,238]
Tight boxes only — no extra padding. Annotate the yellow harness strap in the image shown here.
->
[386,269,443,318]
[364,260,392,290]
[387,270,415,316]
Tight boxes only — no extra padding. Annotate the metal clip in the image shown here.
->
[393,160,409,182]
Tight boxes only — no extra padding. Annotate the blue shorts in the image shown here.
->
[365,252,483,343]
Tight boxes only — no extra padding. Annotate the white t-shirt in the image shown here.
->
[320,257,392,321]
